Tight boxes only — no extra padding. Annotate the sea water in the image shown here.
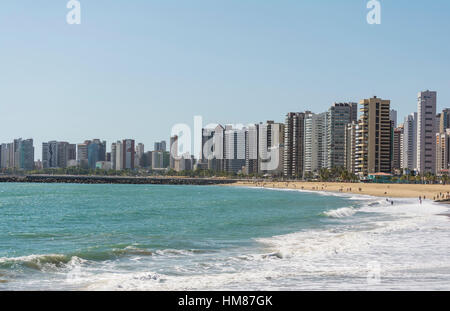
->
[0,183,449,290]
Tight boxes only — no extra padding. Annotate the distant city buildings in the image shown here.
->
[2,89,449,179]
[0,139,35,170]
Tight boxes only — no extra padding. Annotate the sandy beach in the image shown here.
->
[230,181,450,202]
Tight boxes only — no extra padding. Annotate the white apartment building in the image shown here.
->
[304,112,328,174]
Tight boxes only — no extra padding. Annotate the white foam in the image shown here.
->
[323,207,357,218]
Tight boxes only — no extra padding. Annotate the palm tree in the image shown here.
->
[319,168,330,182]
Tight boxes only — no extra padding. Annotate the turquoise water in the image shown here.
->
[1,183,449,290]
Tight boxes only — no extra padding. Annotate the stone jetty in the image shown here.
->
[0,175,238,186]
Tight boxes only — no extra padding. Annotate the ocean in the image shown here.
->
[0,183,449,290]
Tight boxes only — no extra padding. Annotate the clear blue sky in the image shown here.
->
[1,0,449,159]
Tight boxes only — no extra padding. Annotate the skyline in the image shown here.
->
[0,89,448,162]
[1,1,450,157]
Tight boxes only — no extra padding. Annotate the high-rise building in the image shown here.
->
[154,141,167,152]
[390,109,398,129]
[136,143,145,168]
[355,96,392,176]
[0,144,6,169]
[417,90,437,174]
[1,139,34,170]
[201,125,225,172]
[115,141,123,170]
[283,112,307,178]
[57,142,70,168]
[41,141,75,169]
[327,103,358,169]
[152,151,164,169]
[77,143,88,161]
[42,141,59,168]
[245,124,259,175]
[344,121,358,174]
[18,139,34,170]
[122,139,135,170]
[87,142,100,169]
[224,126,246,174]
[170,135,178,170]
[304,112,328,174]
[77,143,89,169]
[0,143,14,169]
[84,139,106,169]
[111,143,117,170]
[258,121,284,175]
[439,108,450,133]
[392,127,403,171]
[402,113,417,171]
[436,129,450,176]
[67,144,76,162]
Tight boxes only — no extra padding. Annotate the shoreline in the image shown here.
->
[227,181,450,202]
[1,174,450,204]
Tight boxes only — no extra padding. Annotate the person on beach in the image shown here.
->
[419,196,422,204]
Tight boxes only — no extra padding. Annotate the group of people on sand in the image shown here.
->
[433,192,450,201]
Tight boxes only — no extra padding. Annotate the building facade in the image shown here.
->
[327,103,358,169]
[224,126,246,174]
[402,113,417,171]
[283,112,306,178]
[304,112,328,174]
[245,124,259,175]
[417,90,437,174]
[344,121,358,174]
[355,96,392,176]
[392,127,403,171]
[436,129,450,176]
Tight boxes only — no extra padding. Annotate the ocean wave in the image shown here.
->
[0,254,75,270]
[113,246,207,258]
[323,207,357,218]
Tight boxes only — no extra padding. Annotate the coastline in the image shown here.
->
[228,180,450,202]
[2,174,449,202]
[0,175,236,186]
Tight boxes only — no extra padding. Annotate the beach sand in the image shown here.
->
[230,181,450,201]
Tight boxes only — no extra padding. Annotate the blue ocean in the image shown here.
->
[0,183,449,290]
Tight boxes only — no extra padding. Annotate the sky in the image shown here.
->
[1,0,449,159]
